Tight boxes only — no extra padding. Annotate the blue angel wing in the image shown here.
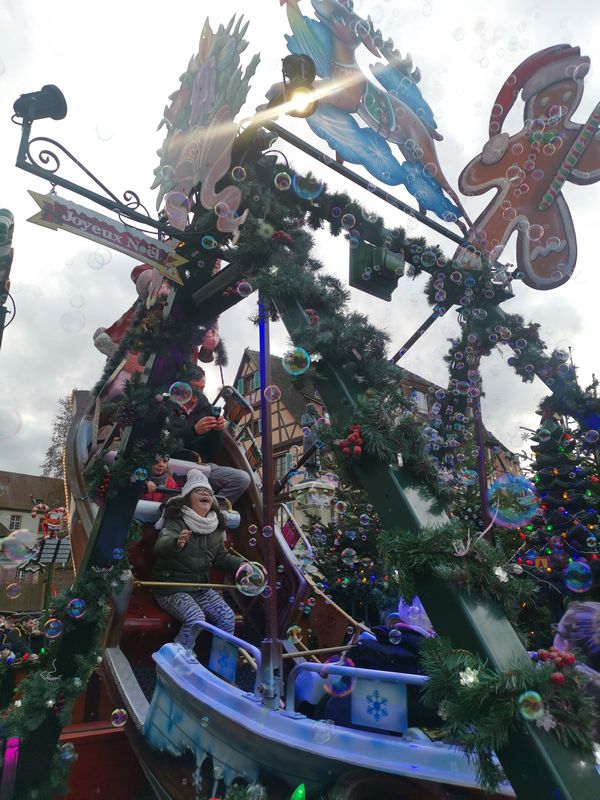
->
[285,15,333,78]
[370,62,437,131]
[307,104,406,183]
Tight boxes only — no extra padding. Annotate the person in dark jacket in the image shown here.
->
[7,616,42,659]
[152,469,251,651]
[166,367,250,504]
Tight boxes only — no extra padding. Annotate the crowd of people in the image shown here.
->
[0,615,43,664]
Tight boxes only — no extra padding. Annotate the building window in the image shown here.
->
[274,453,288,479]
[9,514,22,531]
[253,417,262,436]
[237,372,260,396]
[410,390,429,414]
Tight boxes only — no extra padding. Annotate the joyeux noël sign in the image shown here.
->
[28,191,185,285]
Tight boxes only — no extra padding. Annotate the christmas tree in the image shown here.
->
[306,487,396,626]
[519,412,600,610]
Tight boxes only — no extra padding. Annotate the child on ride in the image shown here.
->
[152,470,251,651]
[142,455,179,502]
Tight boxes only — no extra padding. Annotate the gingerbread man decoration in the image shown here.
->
[455,45,600,290]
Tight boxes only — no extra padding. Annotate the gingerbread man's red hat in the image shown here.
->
[488,44,589,138]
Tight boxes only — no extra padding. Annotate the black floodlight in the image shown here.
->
[281,54,318,118]
[13,84,67,123]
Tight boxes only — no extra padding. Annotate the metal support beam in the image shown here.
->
[274,292,600,800]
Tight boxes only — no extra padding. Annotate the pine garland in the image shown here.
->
[0,566,129,799]
[378,521,536,618]
[419,636,596,793]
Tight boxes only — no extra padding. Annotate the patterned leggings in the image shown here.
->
[155,589,235,648]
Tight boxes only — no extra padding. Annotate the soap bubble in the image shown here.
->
[3,529,37,561]
[584,430,599,445]
[168,381,193,405]
[201,236,218,249]
[0,407,22,440]
[235,562,268,596]
[87,247,112,269]
[5,583,22,600]
[287,624,303,644]
[322,655,356,697]
[359,514,370,525]
[312,719,335,744]
[214,201,229,218]
[200,715,209,728]
[292,174,324,200]
[341,213,356,229]
[110,708,128,728]
[58,743,77,763]
[67,598,87,619]
[112,547,125,560]
[487,474,538,529]
[132,467,148,482]
[231,166,246,182]
[60,310,86,333]
[282,347,311,376]
[69,294,85,308]
[44,618,63,639]
[236,280,253,297]
[341,548,357,566]
[460,469,478,486]
[564,560,593,593]
[334,500,347,514]
[95,123,114,141]
[262,525,274,538]
[248,524,258,536]
[388,628,403,645]
[264,385,281,402]
[274,172,292,190]
[518,690,544,720]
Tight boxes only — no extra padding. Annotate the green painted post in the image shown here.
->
[275,292,600,800]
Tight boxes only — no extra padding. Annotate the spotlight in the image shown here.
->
[281,54,318,118]
[13,85,67,123]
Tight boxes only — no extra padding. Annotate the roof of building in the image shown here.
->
[0,471,64,513]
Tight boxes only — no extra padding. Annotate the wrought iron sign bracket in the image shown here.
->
[13,115,199,244]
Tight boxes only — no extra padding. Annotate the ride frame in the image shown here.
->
[10,94,600,799]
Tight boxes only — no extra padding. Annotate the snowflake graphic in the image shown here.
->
[217,649,230,672]
[366,689,389,723]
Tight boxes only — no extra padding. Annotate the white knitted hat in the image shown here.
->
[180,469,214,498]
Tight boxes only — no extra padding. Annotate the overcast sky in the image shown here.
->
[0,0,599,475]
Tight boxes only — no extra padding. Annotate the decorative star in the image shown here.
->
[494,566,509,583]
[459,667,479,687]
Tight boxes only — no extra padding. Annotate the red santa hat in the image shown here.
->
[488,45,588,137]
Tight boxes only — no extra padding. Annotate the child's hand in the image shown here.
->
[176,529,192,550]
[146,480,157,493]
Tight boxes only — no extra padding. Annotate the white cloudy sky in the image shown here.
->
[0,0,599,474]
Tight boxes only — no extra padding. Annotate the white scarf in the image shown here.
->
[181,506,219,536]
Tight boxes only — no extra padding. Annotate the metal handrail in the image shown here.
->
[286,661,428,712]
[275,502,314,559]
[190,618,262,692]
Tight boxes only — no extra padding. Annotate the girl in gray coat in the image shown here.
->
[152,469,246,650]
